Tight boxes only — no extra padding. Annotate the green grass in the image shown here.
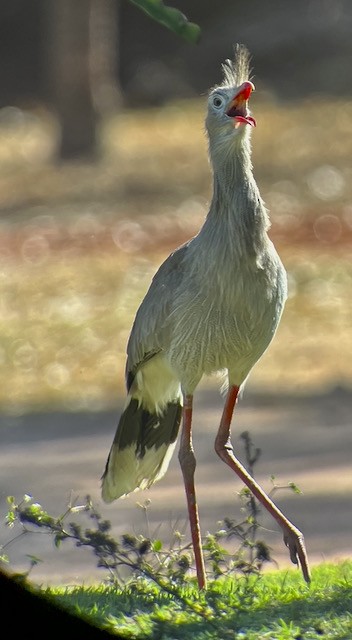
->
[43,561,352,639]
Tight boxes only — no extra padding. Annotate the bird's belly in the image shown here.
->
[167,288,283,390]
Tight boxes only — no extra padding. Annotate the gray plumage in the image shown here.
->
[102,44,287,504]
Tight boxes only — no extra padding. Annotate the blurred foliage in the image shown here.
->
[0,97,351,413]
[129,0,201,43]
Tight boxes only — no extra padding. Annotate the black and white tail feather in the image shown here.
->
[101,355,182,501]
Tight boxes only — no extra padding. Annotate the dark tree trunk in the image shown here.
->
[45,0,119,161]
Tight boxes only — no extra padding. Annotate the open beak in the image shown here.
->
[226,81,256,127]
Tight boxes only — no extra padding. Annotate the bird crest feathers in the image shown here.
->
[221,44,252,88]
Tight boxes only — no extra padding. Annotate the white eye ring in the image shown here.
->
[212,95,224,109]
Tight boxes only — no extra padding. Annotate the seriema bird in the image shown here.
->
[101,44,310,589]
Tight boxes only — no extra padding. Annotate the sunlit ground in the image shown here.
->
[0,96,351,414]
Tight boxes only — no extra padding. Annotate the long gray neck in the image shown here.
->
[200,135,270,259]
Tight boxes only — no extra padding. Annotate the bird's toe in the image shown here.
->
[283,525,311,583]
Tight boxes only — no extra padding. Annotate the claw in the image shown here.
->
[283,525,311,583]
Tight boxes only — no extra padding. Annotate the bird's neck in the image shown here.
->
[211,142,253,202]
[203,138,270,256]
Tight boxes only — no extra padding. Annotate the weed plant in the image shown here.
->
[2,432,300,590]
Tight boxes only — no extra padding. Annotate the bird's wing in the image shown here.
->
[125,241,190,391]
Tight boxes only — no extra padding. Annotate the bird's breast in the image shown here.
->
[166,254,287,390]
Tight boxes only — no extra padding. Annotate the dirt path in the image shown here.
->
[1,384,352,586]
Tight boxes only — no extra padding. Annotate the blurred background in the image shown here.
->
[0,0,351,585]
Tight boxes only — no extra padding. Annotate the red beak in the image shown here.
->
[226,81,256,127]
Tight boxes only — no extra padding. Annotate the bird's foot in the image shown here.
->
[282,524,311,583]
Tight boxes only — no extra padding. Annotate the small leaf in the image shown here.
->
[26,554,42,566]
[54,534,63,548]
[29,503,42,514]
[152,539,162,552]
[70,505,88,514]
[5,511,16,528]
[138,539,151,555]
[177,554,191,569]
[288,481,303,495]
[122,533,137,549]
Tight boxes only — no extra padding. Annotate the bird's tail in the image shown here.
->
[101,396,182,502]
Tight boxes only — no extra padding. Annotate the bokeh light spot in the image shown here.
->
[21,234,50,265]
[44,362,71,389]
[112,220,148,253]
[313,214,342,243]
[307,165,345,200]
[11,340,38,371]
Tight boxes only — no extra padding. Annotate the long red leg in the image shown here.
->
[178,394,206,589]
[215,384,310,583]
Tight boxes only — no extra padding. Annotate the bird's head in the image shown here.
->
[206,45,256,152]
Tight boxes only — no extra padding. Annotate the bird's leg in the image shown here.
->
[214,385,311,583]
[178,393,206,589]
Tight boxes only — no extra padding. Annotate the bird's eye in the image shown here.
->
[212,95,224,109]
